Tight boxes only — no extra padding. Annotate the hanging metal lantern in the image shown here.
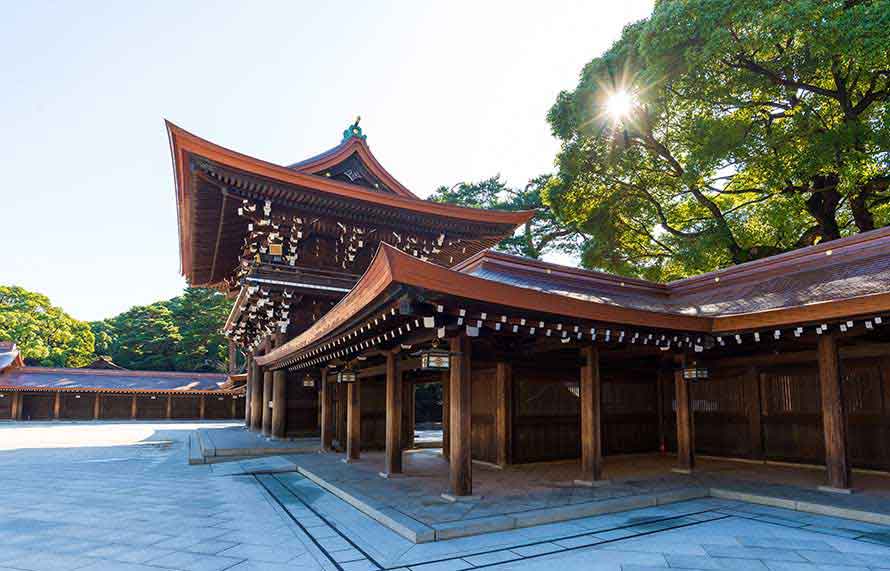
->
[682,362,709,380]
[419,340,451,371]
[302,374,316,388]
[336,368,357,383]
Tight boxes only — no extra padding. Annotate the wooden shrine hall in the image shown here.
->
[170,119,890,497]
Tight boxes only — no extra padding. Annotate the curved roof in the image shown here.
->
[166,121,534,286]
[0,367,231,394]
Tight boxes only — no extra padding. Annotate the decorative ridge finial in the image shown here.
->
[342,115,366,143]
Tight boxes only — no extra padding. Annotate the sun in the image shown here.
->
[604,89,636,122]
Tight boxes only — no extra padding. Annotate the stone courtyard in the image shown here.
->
[4,421,890,571]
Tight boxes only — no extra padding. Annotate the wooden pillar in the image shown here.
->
[402,380,415,449]
[321,370,334,451]
[244,357,253,426]
[495,362,512,467]
[130,395,138,419]
[199,395,206,420]
[337,383,347,450]
[818,333,851,491]
[230,396,237,418]
[53,392,61,419]
[272,369,287,439]
[14,393,23,420]
[579,346,604,483]
[384,351,403,475]
[346,379,361,461]
[228,341,238,374]
[441,372,450,461]
[746,368,764,459]
[93,393,101,420]
[674,355,695,473]
[262,370,273,436]
[250,363,264,431]
[655,367,667,453]
[448,334,472,498]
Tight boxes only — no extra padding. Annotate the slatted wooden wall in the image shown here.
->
[101,395,132,419]
[205,396,232,419]
[471,368,497,463]
[60,394,94,419]
[360,379,386,450]
[135,395,167,419]
[20,394,54,420]
[285,372,320,437]
[171,395,201,419]
[602,369,660,455]
[511,366,581,463]
[0,393,12,418]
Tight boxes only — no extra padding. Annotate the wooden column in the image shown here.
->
[130,395,138,419]
[448,334,473,498]
[818,333,851,491]
[579,346,604,483]
[402,380,415,449]
[93,394,101,420]
[346,379,361,461]
[674,355,695,473]
[244,357,253,426]
[746,367,764,460]
[166,396,173,419]
[384,351,403,475]
[272,369,287,439]
[14,393,23,420]
[495,362,512,467]
[199,395,206,420]
[230,396,237,418]
[53,392,61,419]
[320,370,334,451]
[337,383,348,450]
[250,363,264,432]
[441,372,450,461]
[262,370,273,436]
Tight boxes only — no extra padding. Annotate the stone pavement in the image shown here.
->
[4,421,890,571]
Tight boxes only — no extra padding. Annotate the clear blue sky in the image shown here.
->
[1,1,653,322]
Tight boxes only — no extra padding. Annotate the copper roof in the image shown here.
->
[0,367,231,394]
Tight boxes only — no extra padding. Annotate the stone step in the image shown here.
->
[187,432,205,465]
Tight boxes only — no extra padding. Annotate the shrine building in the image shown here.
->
[169,119,890,498]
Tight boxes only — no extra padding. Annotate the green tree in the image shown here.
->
[547,0,890,280]
[167,288,232,372]
[107,303,181,371]
[0,285,94,367]
[431,175,583,259]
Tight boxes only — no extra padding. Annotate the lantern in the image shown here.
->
[682,363,709,380]
[419,341,451,371]
[336,369,357,383]
[302,374,316,388]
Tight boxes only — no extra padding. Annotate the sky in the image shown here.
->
[1,1,654,322]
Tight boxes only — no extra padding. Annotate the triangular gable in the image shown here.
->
[287,120,418,199]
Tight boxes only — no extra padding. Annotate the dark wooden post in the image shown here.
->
[250,363,264,432]
[320,370,334,451]
[262,370,273,436]
[166,396,173,419]
[130,395,138,419]
[578,346,605,483]
[244,356,253,426]
[746,367,764,460]
[495,361,512,467]
[336,382,347,451]
[384,351,403,475]
[230,396,236,418]
[53,392,61,420]
[441,372,450,461]
[272,369,287,439]
[402,379,415,449]
[346,379,361,461]
[199,395,206,420]
[447,334,473,498]
[15,393,23,420]
[93,393,101,420]
[818,333,851,491]
[674,354,695,473]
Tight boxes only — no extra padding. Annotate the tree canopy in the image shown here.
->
[0,286,95,367]
[91,288,233,372]
[546,0,890,280]
[430,175,583,259]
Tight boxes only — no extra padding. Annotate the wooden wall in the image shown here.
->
[0,392,243,421]
[511,365,581,464]
[285,372,320,437]
[0,393,12,418]
[471,368,497,463]
[360,379,386,449]
[135,396,166,419]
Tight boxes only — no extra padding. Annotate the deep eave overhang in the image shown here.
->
[166,121,534,284]
[257,243,890,369]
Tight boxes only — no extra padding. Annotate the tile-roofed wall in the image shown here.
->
[0,367,229,393]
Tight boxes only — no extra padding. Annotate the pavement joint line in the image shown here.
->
[255,473,383,571]
[261,472,734,571]
[714,510,878,543]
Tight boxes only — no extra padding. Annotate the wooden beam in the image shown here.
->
[384,351,403,475]
[320,370,334,451]
[674,354,695,473]
[262,370,273,436]
[818,333,851,491]
[448,334,473,497]
[53,392,61,420]
[272,369,287,439]
[579,346,604,482]
[346,379,361,461]
[495,362,512,467]
[441,371,450,461]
